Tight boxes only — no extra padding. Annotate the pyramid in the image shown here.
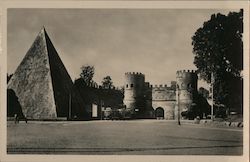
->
[7,27,88,120]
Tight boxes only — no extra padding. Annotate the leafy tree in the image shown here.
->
[192,10,243,112]
[80,65,95,84]
[198,87,209,99]
[101,76,114,89]
[120,87,125,94]
[192,10,243,81]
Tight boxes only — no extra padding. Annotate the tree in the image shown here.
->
[80,65,95,84]
[101,76,114,89]
[192,10,243,112]
[198,87,209,99]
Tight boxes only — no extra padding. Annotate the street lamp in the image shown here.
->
[68,91,71,120]
[177,84,181,125]
[100,100,104,120]
[211,72,214,121]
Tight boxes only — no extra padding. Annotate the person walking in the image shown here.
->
[25,117,28,123]
[14,114,17,124]
[14,114,19,124]
[16,114,19,123]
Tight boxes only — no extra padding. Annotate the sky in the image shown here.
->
[7,9,239,87]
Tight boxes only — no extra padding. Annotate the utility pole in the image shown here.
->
[211,72,214,121]
[100,100,103,120]
[69,92,71,120]
[177,85,181,125]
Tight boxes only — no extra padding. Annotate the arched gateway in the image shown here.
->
[155,107,164,120]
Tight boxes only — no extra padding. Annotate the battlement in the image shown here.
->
[152,85,176,101]
[152,84,175,90]
[125,72,145,76]
[144,82,151,88]
[176,70,197,74]
[176,70,197,78]
[152,84,168,88]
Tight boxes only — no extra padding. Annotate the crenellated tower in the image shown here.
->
[124,72,146,115]
[175,70,198,119]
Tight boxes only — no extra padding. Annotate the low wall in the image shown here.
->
[199,120,243,128]
[7,117,68,121]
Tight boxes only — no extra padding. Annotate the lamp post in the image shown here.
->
[68,92,71,120]
[177,84,181,125]
[211,72,214,121]
[100,100,103,120]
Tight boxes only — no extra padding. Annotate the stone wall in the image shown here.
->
[151,85,176,119]
[152,85,176,101]
[152,101,176,119]
[74,78,124,119]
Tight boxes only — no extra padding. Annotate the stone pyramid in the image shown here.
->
[8,27,88,120]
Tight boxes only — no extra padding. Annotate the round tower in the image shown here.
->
[175,70,198,119]
[124,72,145,115]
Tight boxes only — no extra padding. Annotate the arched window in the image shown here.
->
[187,83,193,92]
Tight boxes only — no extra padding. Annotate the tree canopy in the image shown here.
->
[192,10,243,112]
[198,87,209,99]
[192,10,243,81]
[80,65,95,84]
[101,76,114,89]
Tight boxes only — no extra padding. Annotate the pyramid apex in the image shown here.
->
[41,26,46,32]
[42,26,47,31]
[39,26,48,35]
[37,26,45,37]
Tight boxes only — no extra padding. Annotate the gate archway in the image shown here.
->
[155,107,164,119]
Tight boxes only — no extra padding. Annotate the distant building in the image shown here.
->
[74,78,124,120]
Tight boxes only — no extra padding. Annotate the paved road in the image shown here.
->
[7,120,243,155]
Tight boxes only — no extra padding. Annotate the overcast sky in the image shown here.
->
[7,9,239,87]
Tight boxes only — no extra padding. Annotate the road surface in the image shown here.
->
[7,120,243,155]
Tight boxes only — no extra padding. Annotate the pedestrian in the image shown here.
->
[14,114,19,124]
[25,117,28,123]
[14,114,17,124]
[16,114,19,124]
